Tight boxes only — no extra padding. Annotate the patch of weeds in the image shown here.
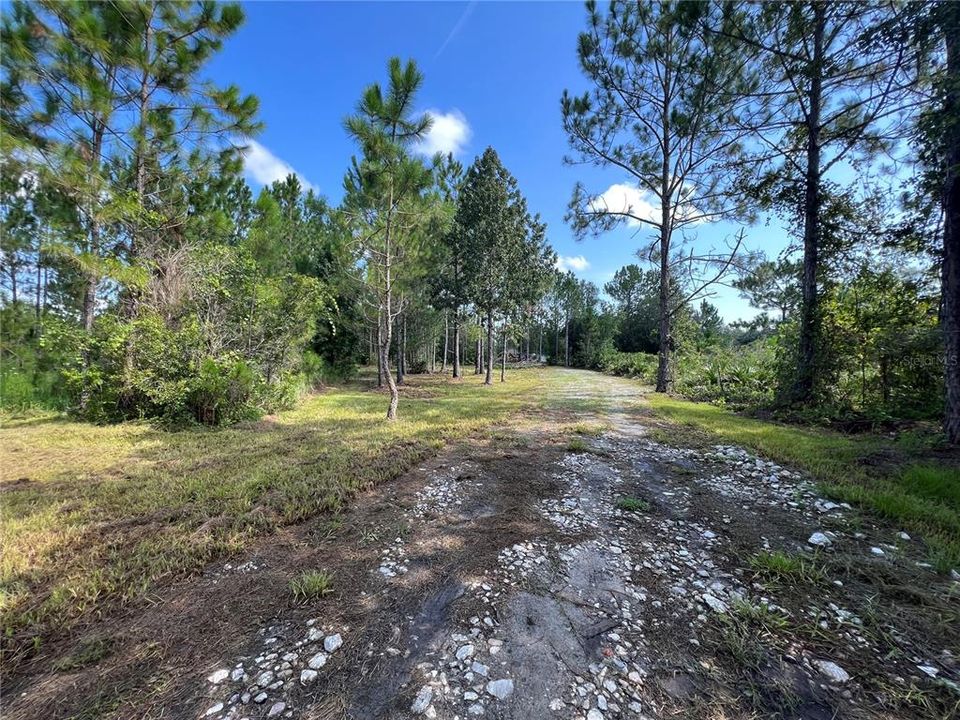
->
[289,570,333,602]
[616,497,649,513]
[748,550,825,584]
[566,436,588,453]
[573,422,605,437]
[731,598,790,631]
[715,613,766,670]
[52,637,113,672]
[358,528,380,547]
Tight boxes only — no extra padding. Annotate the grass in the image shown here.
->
[566,436,589,452]
[616,497,650,512]
[0,368,554,670]
[748,550,824,584]
[289,570,333,602]
[645,393,960,572]
[51,637,113,672]
[573,422,606,436]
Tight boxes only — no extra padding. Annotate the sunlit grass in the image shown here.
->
[289,570,334,602]
[0,368,553,667]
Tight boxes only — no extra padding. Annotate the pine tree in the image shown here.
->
[343,58,432,420]
[458,147,530,385]
[563,0,756,392]
[720,1,920,403]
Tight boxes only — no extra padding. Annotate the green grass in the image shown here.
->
[748,550,824,584]
[646,393,960,572]
[573,422,606,437]
[616,497,650,512]
[0,369,554,670]
[51,637,113,672]
[566,436,589,452]
[289,570,334,602]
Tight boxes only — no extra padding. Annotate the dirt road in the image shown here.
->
[8,370,958,719]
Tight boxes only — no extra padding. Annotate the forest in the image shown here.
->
[1,0,958,441]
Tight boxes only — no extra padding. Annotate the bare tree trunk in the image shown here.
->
[396,314,406,385]
[441,312,448,374]
[500,328,507,382]
[485,311,494,385]
[538,323,543,361]
[655,244,672,391]
[376,322,384,388]
[476,319,483,375]
[564,314,570,367]
[794,3,825,405]
[82,270,96,332]
[944,1,960,443]
[453,307,462,378]
[655,42,674,393]
[34,238,42,330]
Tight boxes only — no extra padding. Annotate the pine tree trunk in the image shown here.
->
[943,1,960,443]
[397,314,406,385]
[376,324,384,388]
[794,3,825,405]
[476,325,482,375]
[485,311,494,385]
[655,246,672,392]
[453,307,462,378]
[501,328,507,382]
[564,315,570,367]
[441,312,448,373]
[34,239,42,326]
[655,42,674,393]
[538,324,543,362]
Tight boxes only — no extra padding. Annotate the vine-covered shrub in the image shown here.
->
[61,245,334,425]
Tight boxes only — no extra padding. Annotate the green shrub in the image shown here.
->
[595,346,658,381]
[56,246,335,426]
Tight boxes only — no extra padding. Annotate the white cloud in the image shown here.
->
[240,138,316,192]
[589,182,701,226]
[556,255,590,273]
[417,109,471,158]
[590,183,660,226]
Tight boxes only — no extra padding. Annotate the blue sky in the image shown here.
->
[208,1,791,321]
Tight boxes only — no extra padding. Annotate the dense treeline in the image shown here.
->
[558,0,960,439]
[1,0,958,440]
[0,3,556,424]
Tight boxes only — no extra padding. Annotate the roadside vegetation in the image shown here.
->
[2,1,959,711]
[645,392,960,572]
[0,370,546,669]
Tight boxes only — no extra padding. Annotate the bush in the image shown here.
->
[673,341,778,410]
[58,245,335,426]
[595,345,658,381]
